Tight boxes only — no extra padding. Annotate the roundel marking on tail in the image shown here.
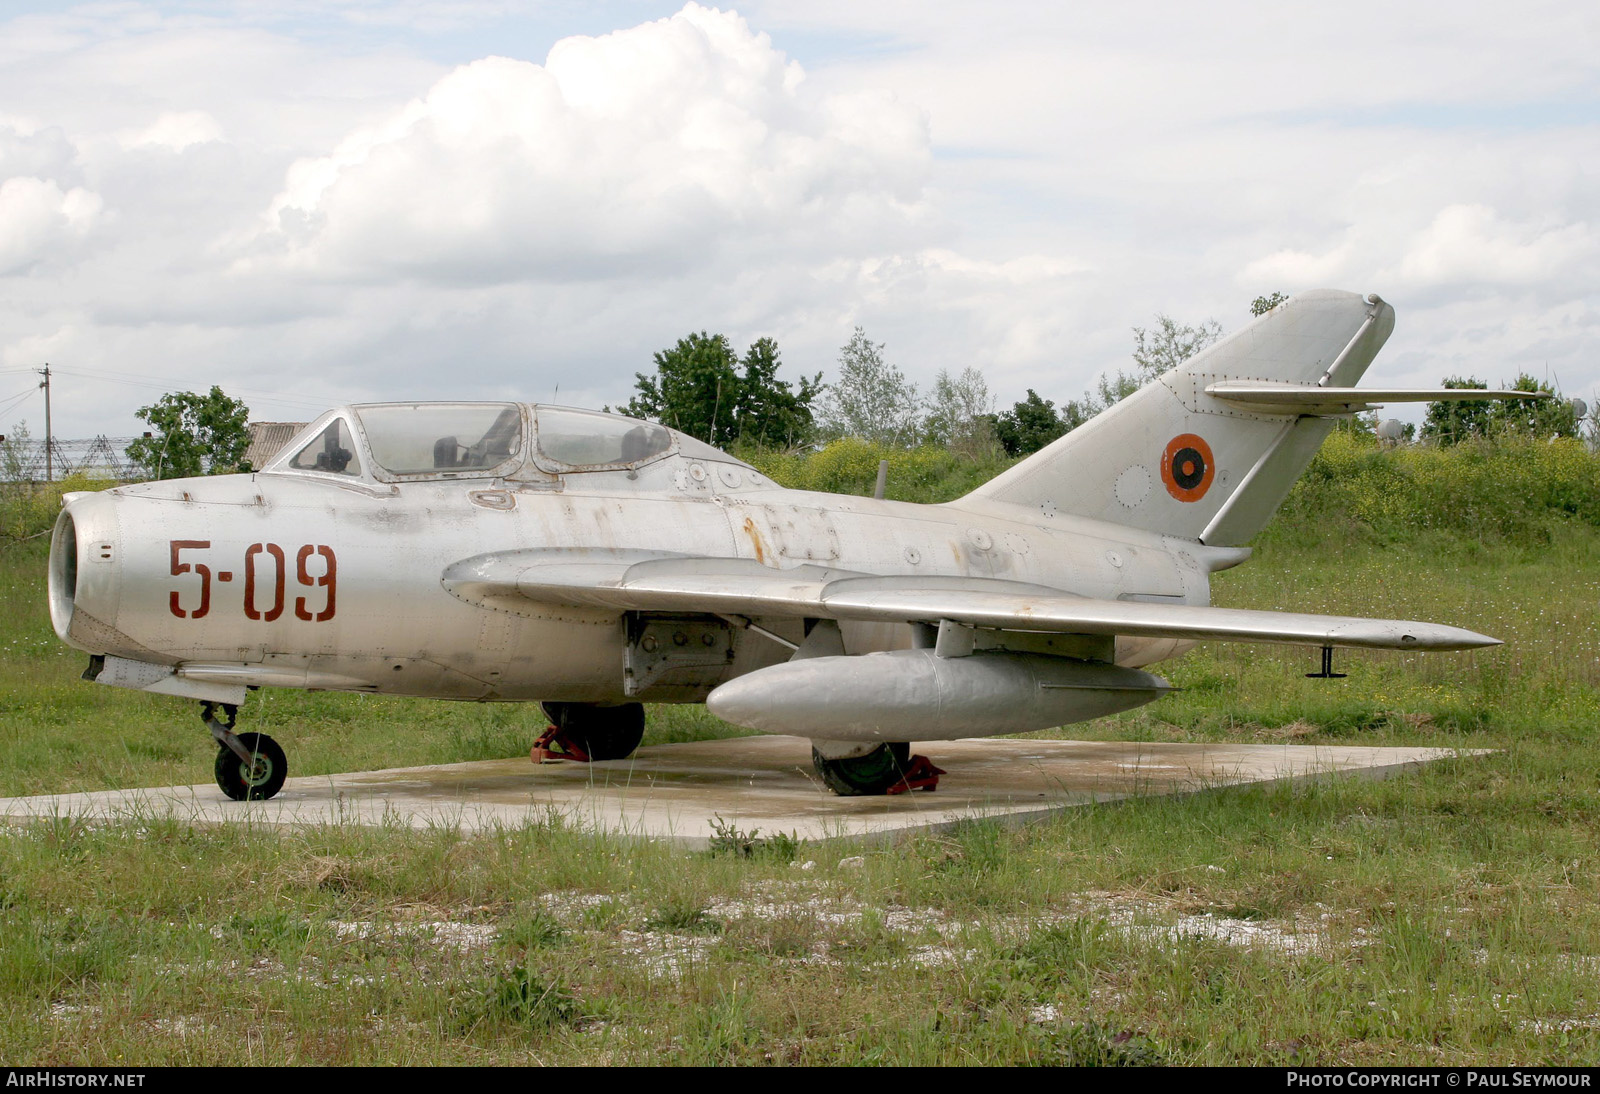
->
[1161,434,1214,502]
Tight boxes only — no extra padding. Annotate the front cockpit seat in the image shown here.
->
[620,425,656,462]
[316,433,353,473]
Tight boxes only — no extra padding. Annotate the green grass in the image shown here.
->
[5,438,1600,1063]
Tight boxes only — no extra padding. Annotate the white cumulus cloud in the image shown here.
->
[1395,203,1593,287]
[1240,240,1360,289]
[0,1,1595,436]
[249,3,931,283]
[117,110,224,151]
[0,175,102,275]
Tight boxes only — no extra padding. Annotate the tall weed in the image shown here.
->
[0,475,112,544]
[1272,432,1600,548]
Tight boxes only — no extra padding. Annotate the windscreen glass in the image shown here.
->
[355,403,522,476]
[535,408,672,468]
[288,418,363,477]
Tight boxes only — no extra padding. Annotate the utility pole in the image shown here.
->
[37,363,51,482]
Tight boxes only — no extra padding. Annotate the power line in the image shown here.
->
[0,388,38,417]
[48,365,335,410]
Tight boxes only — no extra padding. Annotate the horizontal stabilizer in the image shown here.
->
[442,550,1500,652]
[1205,381,1551,416]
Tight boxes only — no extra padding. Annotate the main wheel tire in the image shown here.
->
[214,732,288,801]
[540,703,645,762]
[811,742,912,796]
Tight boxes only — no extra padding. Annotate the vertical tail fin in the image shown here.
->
[957,289,1395,546]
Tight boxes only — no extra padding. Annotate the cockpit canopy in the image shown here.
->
[533,407,673,469]
[271,402,743,484]
[288,417,364,478]
[359,403,524,476]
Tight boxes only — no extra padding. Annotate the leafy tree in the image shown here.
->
[625,332,741,445]
[1076,313,1225,418]
[1423,374,1576,445]
[731,337,823,449]
[125,386,251,480]
[923,366,998,455]
[820,327,922,446]
[1421,376,1494,446]
[1,420,32,482]
[988,389,1071,457]
[1489,373,1578,439]
[1086,371,1142,411]
[625,333,822,448]
[1131,314,1224,382]
[1250,292,1289,316]
[1333,409,1379,437]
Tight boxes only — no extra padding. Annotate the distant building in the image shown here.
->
[245,422,306,471]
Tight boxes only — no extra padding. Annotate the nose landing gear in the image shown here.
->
[810,742,945,796]
[202,701,288,801]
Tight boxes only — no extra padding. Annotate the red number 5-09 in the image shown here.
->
[169,540,337,622]
[294,545,336,622]
[169,540,211,619]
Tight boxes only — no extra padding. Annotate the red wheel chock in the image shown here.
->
[530,724,592,764]
[886,754,946,795]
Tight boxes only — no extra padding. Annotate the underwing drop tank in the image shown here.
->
[705,649,1171,741]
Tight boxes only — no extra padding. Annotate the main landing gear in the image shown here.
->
[532,702,646,763]
[203,701,287,801]
[810,742,946,796]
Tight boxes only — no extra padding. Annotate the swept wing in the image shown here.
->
[442,551,1498,652]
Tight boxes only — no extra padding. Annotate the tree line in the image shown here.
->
[625,309,1236,458]
[9,290,1574,484]
[625,292,1280,458]
[1419,374,1577,445]
[624,290,1576,458]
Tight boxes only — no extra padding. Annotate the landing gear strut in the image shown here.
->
[811,742,945,796]
[533,702,646,763]
[203,701,287,801]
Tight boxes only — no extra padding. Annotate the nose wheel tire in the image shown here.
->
[811,742,912,796]
[214,732,287,801]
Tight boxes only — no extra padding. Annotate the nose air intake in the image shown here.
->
[48,491,132,656]
[48,509,78,643]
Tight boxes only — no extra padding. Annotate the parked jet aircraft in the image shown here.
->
[48,290,1543,799]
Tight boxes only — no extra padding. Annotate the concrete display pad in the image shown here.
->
[0,737,1480,847]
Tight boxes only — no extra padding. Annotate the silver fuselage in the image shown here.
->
[51,444,1211,706]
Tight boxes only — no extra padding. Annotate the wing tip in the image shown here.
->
[1427,629,1501,651]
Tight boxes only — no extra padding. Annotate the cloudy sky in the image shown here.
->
[0,0,1594,439]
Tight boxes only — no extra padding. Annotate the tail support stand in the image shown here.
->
[885,754,946,795]
[530,724,592,764]
[202,701,254,763]
[1306,645,1348,680]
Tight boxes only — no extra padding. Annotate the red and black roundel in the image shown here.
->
[1161,434,1214,502]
